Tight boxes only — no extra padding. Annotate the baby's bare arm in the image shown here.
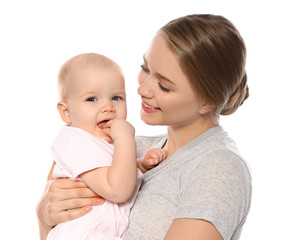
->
[81,119,137,203]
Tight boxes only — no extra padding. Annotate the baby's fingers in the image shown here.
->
[151,149,167,162]
[159,149,168,161]
[143,158,159,169]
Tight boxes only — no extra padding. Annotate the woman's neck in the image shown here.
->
[163,118,218,157]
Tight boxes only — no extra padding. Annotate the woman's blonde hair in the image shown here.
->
[159,14,249,120]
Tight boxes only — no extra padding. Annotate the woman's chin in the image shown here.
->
[140,115,161,126]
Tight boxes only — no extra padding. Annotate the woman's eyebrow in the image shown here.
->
[155,73,175,85]
[143,55,175,85]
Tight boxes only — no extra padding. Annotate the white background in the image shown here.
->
[0,0,287,239]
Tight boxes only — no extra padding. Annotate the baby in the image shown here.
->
[47,53,167,240]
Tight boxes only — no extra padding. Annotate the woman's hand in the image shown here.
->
[36,163,104,239]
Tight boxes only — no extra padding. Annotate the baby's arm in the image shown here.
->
[137,148,167,173]
[80,119,137,203]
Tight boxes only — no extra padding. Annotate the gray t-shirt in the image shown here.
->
[124,126,251,240]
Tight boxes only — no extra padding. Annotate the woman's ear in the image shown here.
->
[57,101,71,124]
[199,99,216,115]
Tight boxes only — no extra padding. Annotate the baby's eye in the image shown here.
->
[87,97,97,102]
[112,96,121,101]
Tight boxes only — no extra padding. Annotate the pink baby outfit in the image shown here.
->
[47,126,142,240]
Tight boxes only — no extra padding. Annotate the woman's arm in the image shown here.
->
[164,152,251,240]
[36,162,104,240]
[164,219,223,240]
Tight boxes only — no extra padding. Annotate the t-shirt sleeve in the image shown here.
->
[52,132,113,179]
[176,150,251,240]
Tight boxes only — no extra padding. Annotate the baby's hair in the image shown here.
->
[58,53,122,101]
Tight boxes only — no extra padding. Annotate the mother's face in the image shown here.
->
[137,34,205,128]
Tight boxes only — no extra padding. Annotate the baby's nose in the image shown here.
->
[101,103,115,113]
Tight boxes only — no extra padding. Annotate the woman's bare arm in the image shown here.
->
[164,218,223,240]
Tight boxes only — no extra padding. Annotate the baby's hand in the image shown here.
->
[138,148,168,173]
[103,118,135,142]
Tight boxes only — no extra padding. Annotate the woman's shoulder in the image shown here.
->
[178,126,251,179]
[197,126,242,156]
[135,134,167,158]
[199,126,251,171]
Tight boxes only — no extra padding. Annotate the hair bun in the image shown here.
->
[221,73,249,115]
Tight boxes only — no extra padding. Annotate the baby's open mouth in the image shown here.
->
[97,120,110,129]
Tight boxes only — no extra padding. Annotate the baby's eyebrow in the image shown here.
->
[80,91,97,98]
[112,91,126,97]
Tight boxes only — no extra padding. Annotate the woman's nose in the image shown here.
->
[137,75,154,98]
[137,72,144,85]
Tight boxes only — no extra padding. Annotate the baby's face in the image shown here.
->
[65,65,127,141]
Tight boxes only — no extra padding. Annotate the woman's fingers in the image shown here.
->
[50,179,96,198]
[38,178,104,226]
[51,178,88,190]
[52,205,93,223]
[50,178,105,207]
[56,193,104,212]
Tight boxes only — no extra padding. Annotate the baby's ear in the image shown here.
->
[57,101,71,124]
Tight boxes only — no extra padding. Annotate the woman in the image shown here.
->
[37,14,251,240]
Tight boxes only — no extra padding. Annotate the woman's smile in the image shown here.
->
[141,101,161,113]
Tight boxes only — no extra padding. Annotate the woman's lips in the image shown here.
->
[142,101,161,113]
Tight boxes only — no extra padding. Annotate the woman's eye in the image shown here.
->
[112,96,121,101]
[140,64,149,73]
[158,82,170,92]
[87,97,97,102]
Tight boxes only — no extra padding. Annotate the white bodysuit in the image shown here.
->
[47,126,142,240]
